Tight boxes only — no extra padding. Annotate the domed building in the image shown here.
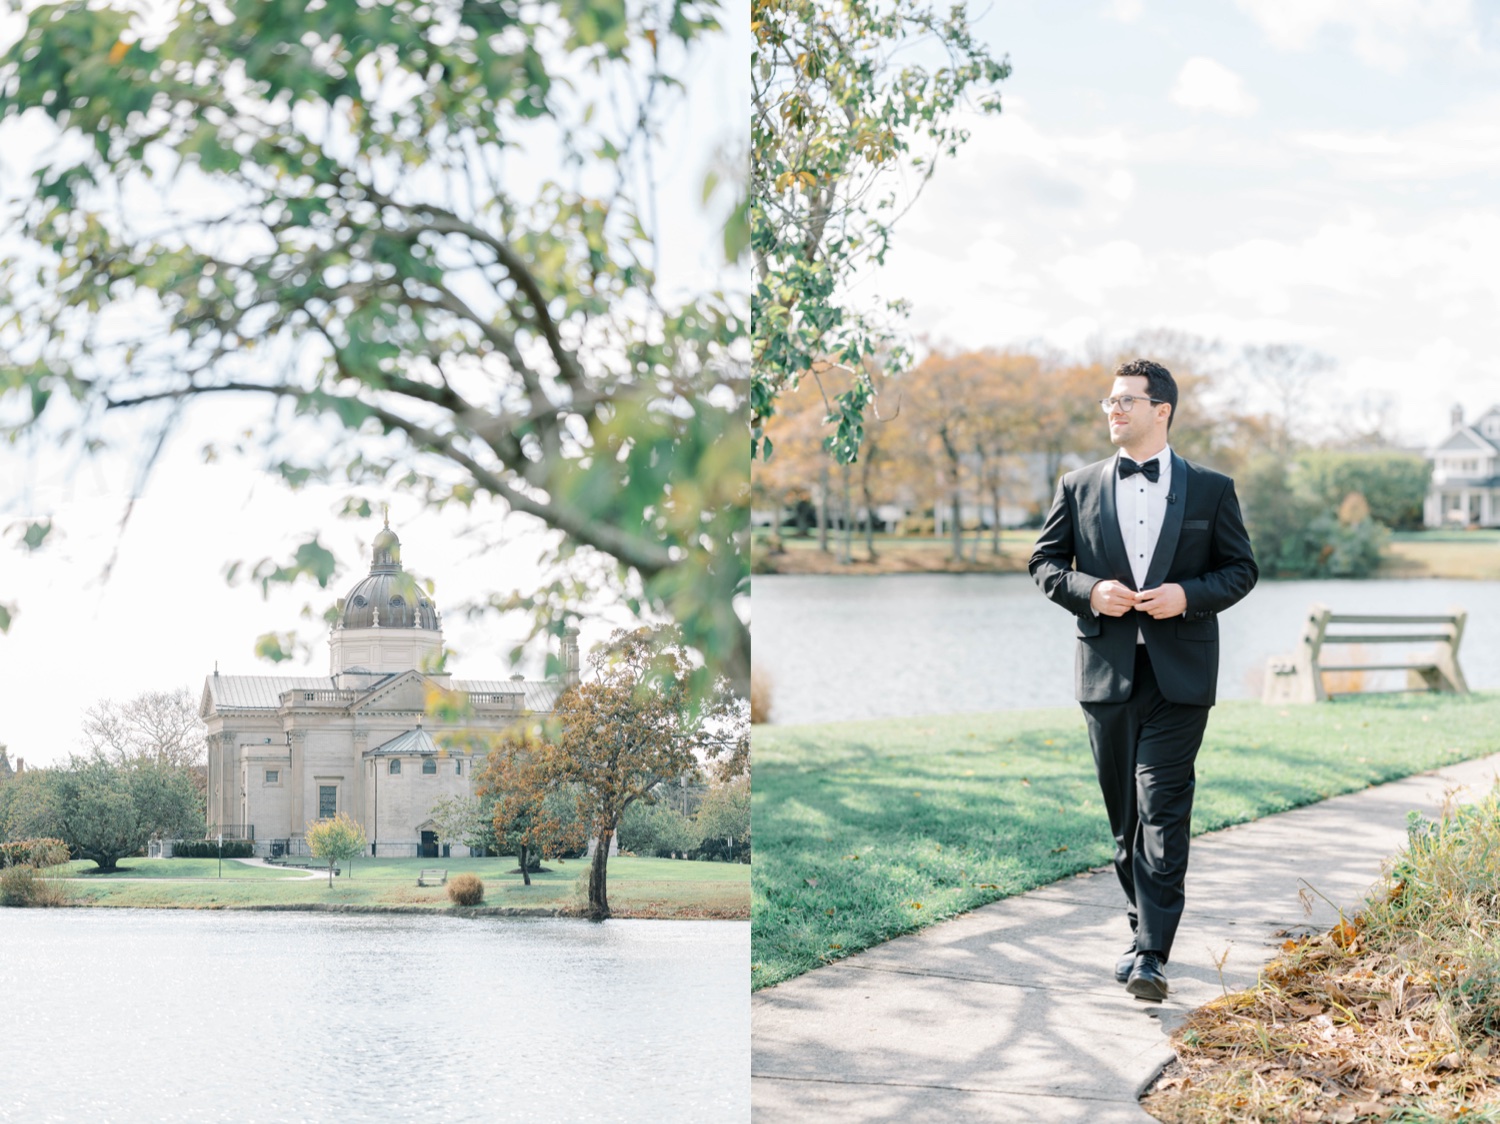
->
[200,521,579,857]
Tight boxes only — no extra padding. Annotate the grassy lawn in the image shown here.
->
[1378,533,1500,580]
[57,858,304,880]
[44,855,749,918]
[751,690,1500,991]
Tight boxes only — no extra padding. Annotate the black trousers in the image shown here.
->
[1080,645,1210,961]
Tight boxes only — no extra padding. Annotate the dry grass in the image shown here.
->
[1143,787,1500,1123]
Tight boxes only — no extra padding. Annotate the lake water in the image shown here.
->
[0,910,748,1123]
[753,575,1500,726]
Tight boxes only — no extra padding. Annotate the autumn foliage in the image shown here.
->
[472,723,584,887]
[549,627,748,919]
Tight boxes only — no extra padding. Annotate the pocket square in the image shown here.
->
[1183,519,1209,530]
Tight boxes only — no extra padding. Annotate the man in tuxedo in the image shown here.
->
[1028,359,1257,1002]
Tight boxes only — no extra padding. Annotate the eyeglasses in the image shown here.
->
[1099,395,1167,414]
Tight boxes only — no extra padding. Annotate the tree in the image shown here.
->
[426,793,497,859]
[549,627,745,919]
[81,688,206,771]
[751,0,1009,463]
[1240,344,1336,453]
[306,812,366,888]
[0,0,748,698]
[49,757,204,872]
[694,774,750,859]
[1295,452,1431,531]
[618,799,697,858]
[472,723,585,886]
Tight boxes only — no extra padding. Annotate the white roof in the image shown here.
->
[202,674,562,715]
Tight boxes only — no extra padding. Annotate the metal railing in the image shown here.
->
[205,824,256,841]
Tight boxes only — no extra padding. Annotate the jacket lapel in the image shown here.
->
[1097,456,1135,589]
[1143,452,1189,589]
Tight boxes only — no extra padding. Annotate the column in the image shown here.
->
[351,730,368,835]
[289,730,306,838]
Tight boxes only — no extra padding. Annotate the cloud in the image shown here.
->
[1197,209,1500,313]
[1170,58,1259,116]
[1290,94,1500,179]
[1104,0,1145,21]
[1235,0,1478,71]
[1049,241,1153,305]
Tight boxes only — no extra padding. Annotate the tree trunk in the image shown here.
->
[519,843,531,886]
[588,829,612,920]
[951,485,963,562]
[817,465,830,552]
[862,476,877,560]
[327,859,334,888]
[991,486,1003,554]
[839,462,853,564]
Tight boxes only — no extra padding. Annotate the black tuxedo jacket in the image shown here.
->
[1029,451,1258,707]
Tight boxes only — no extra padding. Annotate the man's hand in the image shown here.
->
[1135,583,1188,619]
[1090,579,1137,617]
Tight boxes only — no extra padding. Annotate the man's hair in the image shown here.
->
[1115,358,1177,430]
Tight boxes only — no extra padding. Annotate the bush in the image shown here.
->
[0,838,70,868]
[0,864,67,907]
[750,671,773,725]
[171,839,255,859]
[1296,451,1431,531]
[447,873,484,906]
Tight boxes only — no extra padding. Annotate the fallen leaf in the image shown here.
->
[805,877,818,888]
[1051,845,1068,854]
[1021,778,1031,787]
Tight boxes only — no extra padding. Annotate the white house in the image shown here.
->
[200,521,577,857]
[1424,405,1500,528]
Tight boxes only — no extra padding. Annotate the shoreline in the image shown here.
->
[753,532,1500,580]
[38,899,749,919]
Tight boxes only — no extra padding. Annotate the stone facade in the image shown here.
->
[1424,405,1500,528]
[200,524,577,857]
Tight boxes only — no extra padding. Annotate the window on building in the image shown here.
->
[264,769,279,784]
[388,759,401,775]
[422,758,437,774]
[318,785,337,818]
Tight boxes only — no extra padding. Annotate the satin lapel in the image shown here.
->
[1143,452,1189,590]
[1098,456,1135,589]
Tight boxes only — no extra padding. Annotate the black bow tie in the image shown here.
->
[1118,457,1161,483]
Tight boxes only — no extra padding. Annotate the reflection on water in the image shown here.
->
[754,574,1500,726]
[0,910,748,1123]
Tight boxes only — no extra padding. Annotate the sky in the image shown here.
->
[873,0,1500,444]
[0,3,749,768]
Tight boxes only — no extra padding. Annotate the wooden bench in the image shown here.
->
[418,868,447,887]
[1263,603,1469,704]
[265,856,339,874]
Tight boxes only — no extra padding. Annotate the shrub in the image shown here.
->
[750,670,773,725]
[447,873,484,906]
[171,839,255,859]
[0,837,70,868]
[0,864,67,907]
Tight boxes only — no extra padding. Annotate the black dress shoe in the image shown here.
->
[1126,952,1169,1002]
[1114,946,1137,984]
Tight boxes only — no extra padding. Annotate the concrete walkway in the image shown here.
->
[752,751,1500,1122]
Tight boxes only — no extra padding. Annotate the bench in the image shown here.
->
[265,856,340,874]
[418,868,447,887]
[1263,603,1469,704]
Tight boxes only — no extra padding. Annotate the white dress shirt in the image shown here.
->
[1115,445,1171,643]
